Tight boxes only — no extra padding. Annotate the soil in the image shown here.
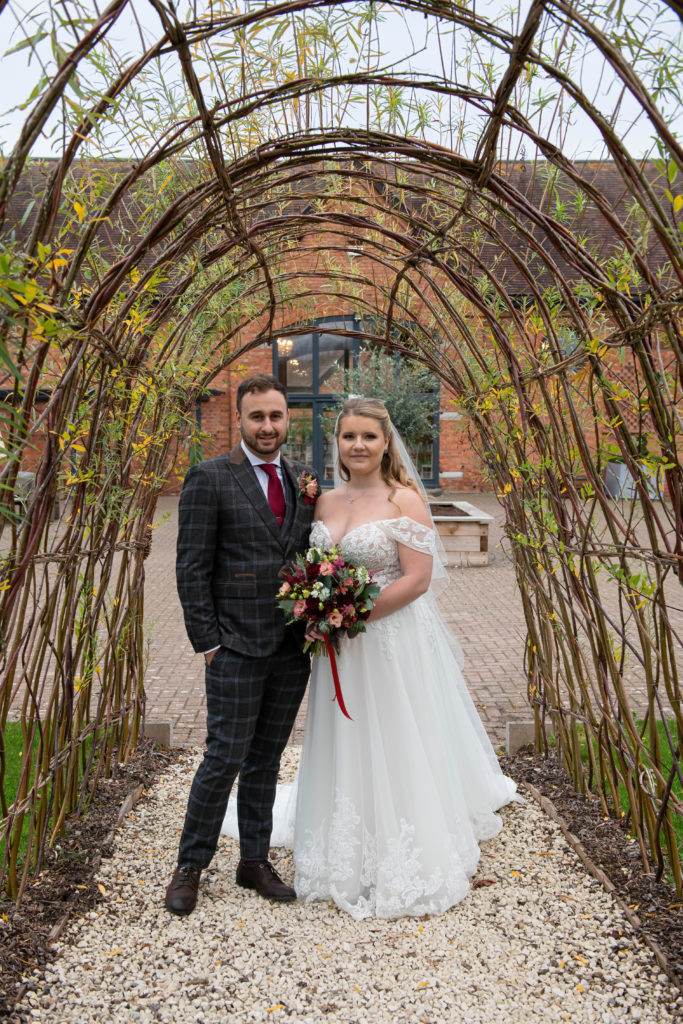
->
[1,743,681,1020]
[428,503,469,516]
[501,748,683,992]
[0,740,182,1020]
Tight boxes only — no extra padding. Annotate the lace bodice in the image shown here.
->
[310,516,436,590]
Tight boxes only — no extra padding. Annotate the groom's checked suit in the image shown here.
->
[174,433,317,884]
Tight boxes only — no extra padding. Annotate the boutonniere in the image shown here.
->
[297,472,320,504]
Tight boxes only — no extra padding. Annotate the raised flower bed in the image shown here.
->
[428,500,494,567]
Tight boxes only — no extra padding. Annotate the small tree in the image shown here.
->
[330,346,438,458]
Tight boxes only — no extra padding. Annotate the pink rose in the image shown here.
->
[319,561,335,576]
[327,609,343,628]
[305,480,318,498]
[278,582,292,595]
[293,600,307,618]
[340,604,355,620]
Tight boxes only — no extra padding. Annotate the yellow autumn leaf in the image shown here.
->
[574,954,588,966]
[74,200,86,222]
[157,170,173,194]
[266,1006,284,1013]
[105,948,123,956]
[97,883,107,896]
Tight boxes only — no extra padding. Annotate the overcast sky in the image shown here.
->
[0,0,680,161]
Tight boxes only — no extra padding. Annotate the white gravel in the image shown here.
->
[16,748,682,1024]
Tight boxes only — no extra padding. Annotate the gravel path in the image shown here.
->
[19,749,682,1024]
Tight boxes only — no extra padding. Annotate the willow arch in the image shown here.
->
[0,0,681,900]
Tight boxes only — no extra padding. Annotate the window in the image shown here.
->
[273,316,439,486]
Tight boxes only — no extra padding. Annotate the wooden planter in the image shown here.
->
[429,500,494,567]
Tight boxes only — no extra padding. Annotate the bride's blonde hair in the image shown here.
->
[335,397,421,501]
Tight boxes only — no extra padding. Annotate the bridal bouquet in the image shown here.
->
[276,545,381,718]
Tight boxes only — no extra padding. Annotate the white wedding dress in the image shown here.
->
[223,516,518,920]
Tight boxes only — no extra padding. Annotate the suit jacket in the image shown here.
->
[176,444,318,658]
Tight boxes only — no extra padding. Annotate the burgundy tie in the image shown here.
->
[260,463,286,526]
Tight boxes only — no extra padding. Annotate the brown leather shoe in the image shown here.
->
[165,865,201,915]
[236,859,296,902]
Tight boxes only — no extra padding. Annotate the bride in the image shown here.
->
[225,396,518,920]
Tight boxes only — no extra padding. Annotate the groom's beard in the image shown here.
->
[240,426,288,457]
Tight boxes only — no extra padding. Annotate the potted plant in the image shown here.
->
[603,435,662,500]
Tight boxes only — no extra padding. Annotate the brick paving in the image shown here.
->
[142,492,529,748]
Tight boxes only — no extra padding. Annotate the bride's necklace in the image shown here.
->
[345,487,383,504]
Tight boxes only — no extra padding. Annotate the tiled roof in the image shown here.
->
[1,156,675,299]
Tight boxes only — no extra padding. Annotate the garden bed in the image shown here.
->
[429,500,494,567]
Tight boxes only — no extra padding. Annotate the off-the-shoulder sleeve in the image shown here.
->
[377,516,437,554]
[378,516,450,598]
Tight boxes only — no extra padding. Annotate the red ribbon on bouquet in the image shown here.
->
[323,635,353,720]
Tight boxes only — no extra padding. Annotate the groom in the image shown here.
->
[165,373,318,916]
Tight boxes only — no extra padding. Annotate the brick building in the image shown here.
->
[3,158,674,493]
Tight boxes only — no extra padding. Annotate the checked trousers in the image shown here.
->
[178,636,310,868]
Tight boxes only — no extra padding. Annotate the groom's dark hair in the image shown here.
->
[236,373,288,412]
